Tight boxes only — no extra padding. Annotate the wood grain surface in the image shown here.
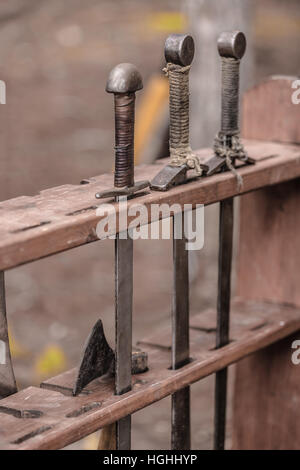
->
[232,75,300,449]
[0,300,299,449]
[0,140,298,272]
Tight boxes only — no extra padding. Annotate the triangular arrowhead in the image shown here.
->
[73,319,114,396]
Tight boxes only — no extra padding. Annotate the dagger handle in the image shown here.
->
[114,93,135,189]
[220,57,241,137]
[167,64,191,153]
[164,34,195,164]
[217,31,246,141]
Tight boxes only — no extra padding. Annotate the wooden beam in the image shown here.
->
[0,140,299,271]
[0,300,299,449]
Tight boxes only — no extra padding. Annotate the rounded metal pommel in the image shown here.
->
[217,31,246,59]
[106,63,143,94]
[164,34,195,66]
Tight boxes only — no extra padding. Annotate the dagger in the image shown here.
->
[89,63,147,450]
[213,31,247,450]
[150,34,194,449]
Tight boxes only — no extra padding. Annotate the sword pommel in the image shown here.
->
[164,34,195,66]
[106,63,143,94]
[217,31,246,60]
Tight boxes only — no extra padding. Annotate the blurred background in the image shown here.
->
[0,0,299,449]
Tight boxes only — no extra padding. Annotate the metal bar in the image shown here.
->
[171,213,190,449]
[171,387,190,450]
[115,231,133,450]
[116,415,131,451]
[115,233,133,396]
[214,197,234,450]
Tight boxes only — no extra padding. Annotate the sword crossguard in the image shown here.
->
[151,34,207,192]
[95,63,149,199]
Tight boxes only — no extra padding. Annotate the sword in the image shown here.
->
[213,31,247,450]
[0,271,17,399]
[151,35,193,449]
[151,34,207,191]
[96,63,148,450]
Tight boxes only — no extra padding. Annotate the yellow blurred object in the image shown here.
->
[135,75,169,163]
[147,12,187,33]
[9,330,29,359]
[255,11,300,38]
[35,344,67,378]
[83,432,100,450]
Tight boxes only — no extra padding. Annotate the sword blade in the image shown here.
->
[214,198,234,450]
[171,213,190,450]
[115,232,133,450]
[172,387,190,449]
[0,271,17,399]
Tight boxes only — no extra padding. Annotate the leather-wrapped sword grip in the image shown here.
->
[220,57,241,136]
[114,93,135,188]
[218,31,246,137]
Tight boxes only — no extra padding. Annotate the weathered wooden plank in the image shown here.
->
[237,179,300,307]
[233,75,300,449]
[242,76,300,144]
[0,300,299,450]
[0,140,298,271]
[233,333,300,450]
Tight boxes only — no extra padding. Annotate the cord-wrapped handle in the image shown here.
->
[217,31,246,138]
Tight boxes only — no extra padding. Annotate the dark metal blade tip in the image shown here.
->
[73,318,114,396]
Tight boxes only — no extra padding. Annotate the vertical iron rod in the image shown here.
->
[115,226,133,450]
[171,213,190,450]
[214,198,234,450]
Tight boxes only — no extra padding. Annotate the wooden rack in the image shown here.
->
[0,76,300,449]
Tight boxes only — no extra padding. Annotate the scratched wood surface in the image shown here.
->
[242,76,300,144]
[233,333,300,450]
[0,300,299,450]
[0,140,299,272]
[232,76,300,449]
